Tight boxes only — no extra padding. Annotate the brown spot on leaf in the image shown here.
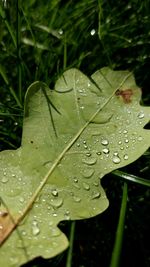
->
[115,89,133,104]
[0,210,16,246]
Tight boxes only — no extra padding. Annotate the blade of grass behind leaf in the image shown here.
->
[109,182,128,267]
[66,221,76,267]
[112,170,150,187]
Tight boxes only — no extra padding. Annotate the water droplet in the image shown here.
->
[50,198,63,208]
[73,178,78,183]
[19,197,24,203]
[49,221,53,226]
[138,112,144,119]
[118,141,122,145]
[58,29,63,35]
[73,196,81,202]
[81,106,85,110]
[22,230,26,236]
[53,212,57,217]
[91,192,100,199]
[124,155,129,160]
[112,156,121,164]
[83,140,86,144]
[123,130,128,134]
[3,172,7,176]
[93,181,99,186]
[82,182,90,190]
[84,145,88,149]
[88,82,91,87]
[101,139,109,146]
[52,189,58,197]
[138,136,143,141]
[96,151,101,155]
[12,174,16,177]
[1,176,9,183]
[90,29,96,35]
[125,139,129,143]
[83,168,94,178]
[77,143,80,147]
[86,152,91,157]
[113,152,118,156]
[102,148,110,154]
[51,228,60,237]
[64,210,70,220]
[82,157,97,165]
[32,220,40,236]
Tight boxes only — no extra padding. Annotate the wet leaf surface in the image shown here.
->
[0,67,149,267]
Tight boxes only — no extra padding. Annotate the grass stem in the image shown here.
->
[66,221,76,267]
[16,0,22,103]
[109,182,128,267]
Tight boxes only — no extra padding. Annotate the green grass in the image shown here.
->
[0,1,150,266]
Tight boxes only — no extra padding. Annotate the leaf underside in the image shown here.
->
[0,67,150,267]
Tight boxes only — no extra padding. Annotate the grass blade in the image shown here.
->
[109,182,128,267]
[0,65,22,108]
[112,170,150,187]
[66,221,76,267]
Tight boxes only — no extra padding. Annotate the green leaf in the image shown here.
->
[0,67,150,267]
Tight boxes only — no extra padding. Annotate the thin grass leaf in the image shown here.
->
[109,182,128,267]
[112,170,150,187]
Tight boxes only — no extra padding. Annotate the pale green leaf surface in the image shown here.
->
[0,68,149,267]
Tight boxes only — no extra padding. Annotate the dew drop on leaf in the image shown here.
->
[82,168,94,178]
[52,212,57,217]
[82,157,97,165]
[19,197,25,203]
[138,136,143,141]
[64,210,70,220]
[50,198,63,208]
[73,178,78,183]
[82,182,90,190]
[124,155,129,160]
[86,152,91,157]
[51,228,61,237]
[51,189,58,197]
[73,196,81,203]
[32,220,40,236]
[102,148,110,154]
[93,181,99,187]
[101,139,109,146]
[137,112,145,119]
[87,82,91,87]
[112,156,121,164]
[22,230,26,236]
[91,192,100,199]
[1,176,9,183]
